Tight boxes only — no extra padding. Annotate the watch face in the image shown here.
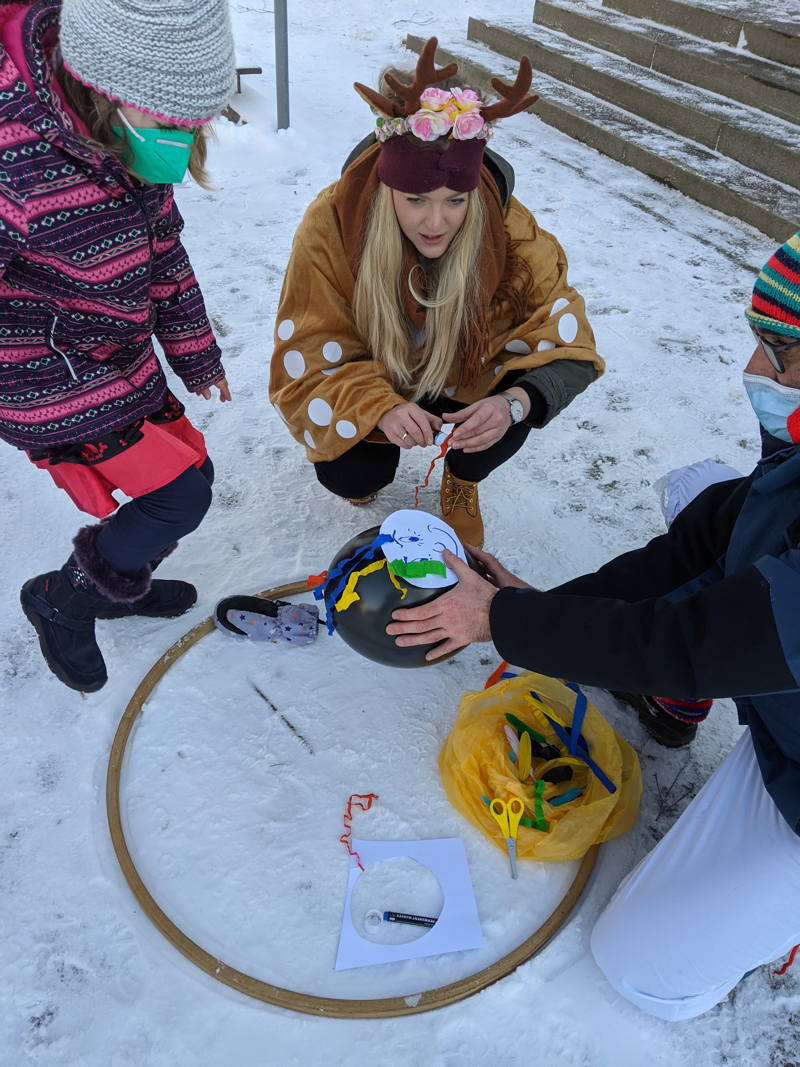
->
[508,396,524,423]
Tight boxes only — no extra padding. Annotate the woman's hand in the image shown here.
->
[444,389,529,452]
[378,402,441,448]
[196,377,232,402]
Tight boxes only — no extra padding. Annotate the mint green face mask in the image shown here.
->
[112,110,195,184]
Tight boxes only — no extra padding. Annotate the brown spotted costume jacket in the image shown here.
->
[270,147,603,463]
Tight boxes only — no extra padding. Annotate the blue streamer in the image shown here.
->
[318,532,394,634]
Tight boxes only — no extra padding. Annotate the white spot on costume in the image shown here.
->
[505,338,532,355]
[308,397,333,426]
[283,350,305,378]
[277,319,295,340]
[557,313,579,344]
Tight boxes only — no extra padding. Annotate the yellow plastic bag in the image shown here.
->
[439,672,642,861]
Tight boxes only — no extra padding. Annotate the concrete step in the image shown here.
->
[603,0,800,69]
[533,0,799,125]
[466,18,797,190]
[405,33,800,242]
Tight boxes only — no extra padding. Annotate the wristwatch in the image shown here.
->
[500,391,525,424]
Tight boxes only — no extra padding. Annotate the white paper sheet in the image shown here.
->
[334,838,483,971]
[379,509,467,589]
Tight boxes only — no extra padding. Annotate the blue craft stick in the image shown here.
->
[542,712,616,794]
[548,787,583,807]
[565,682,589,755]
[531,688,589,752]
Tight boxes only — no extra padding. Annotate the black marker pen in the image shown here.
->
[383,910,438,928]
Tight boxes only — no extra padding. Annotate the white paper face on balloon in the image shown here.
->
[379,509,467,588]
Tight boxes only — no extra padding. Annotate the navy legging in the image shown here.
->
[95,457,214,574]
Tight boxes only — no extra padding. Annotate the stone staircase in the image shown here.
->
[407,0,800,240]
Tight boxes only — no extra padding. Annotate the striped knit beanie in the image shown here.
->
[745,231,800,341]
[59,0,236,127]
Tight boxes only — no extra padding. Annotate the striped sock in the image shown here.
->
[652,695,713,724]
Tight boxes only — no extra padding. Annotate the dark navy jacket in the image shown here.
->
[490,436,800,833]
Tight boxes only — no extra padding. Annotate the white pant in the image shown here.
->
[590,730,800,1020]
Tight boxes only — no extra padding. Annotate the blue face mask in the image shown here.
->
[743,372,800,443]
[111,110,195,185]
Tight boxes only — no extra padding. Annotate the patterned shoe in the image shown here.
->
[611,691,698,748]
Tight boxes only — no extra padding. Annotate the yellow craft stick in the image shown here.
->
[517,730,532,782]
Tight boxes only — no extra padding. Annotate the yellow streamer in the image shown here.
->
[334,558,407,613]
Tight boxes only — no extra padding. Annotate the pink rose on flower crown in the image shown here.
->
[452,108,486,140]
[408,107,454,142]
[450,87,481,110]
[442,87,481,121]
[419,87,453,111]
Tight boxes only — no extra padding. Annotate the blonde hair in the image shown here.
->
[353,182,486,401]
[56,66,211,187]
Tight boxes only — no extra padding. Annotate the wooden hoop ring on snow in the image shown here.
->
[107,579,598,1019]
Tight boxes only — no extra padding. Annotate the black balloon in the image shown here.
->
[328,526,476,668]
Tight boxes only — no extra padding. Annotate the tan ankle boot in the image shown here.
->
[343,492,378,506]
[440,463,484,548]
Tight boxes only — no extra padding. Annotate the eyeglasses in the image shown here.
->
[750,324,800,374]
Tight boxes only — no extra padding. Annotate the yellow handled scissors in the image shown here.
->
[489,797,524,880]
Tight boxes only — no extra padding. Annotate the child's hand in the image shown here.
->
[196,378,232,402]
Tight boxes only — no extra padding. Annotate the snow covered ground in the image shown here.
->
[2,1,798,1064]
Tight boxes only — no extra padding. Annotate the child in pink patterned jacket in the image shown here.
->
[1,0,236,691]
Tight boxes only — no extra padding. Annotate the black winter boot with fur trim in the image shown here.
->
[20,525,151,692]
[91,539,197,620]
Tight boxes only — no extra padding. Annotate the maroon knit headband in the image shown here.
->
[354,38,538,195]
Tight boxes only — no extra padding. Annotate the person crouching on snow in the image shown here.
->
[269,39,603,547]
[2,0,236,692]
[387,231,800,1022]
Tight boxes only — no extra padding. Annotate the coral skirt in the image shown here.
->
[30,416,207,518]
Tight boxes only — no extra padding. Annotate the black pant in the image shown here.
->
[95,457,214,573]
[314,392,531,499]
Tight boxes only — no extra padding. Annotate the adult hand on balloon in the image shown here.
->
[386,549,498,660]
[466,545,531,590]
[378,402,442,449]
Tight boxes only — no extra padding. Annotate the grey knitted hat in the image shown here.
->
[59,0,236,126]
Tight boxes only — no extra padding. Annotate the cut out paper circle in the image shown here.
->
[379,509,467,588]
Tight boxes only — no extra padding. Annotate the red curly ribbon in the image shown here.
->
[774,943,800,975]
[413,432,454,509]
[340,792,379,871]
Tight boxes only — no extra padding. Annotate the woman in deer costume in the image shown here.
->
[270,40,603,546]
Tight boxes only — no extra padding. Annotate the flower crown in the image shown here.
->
[374,87,492,143]
[354,37,538,145]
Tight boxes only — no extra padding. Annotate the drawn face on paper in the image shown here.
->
[391,520,460,559]
[379,509,467,589]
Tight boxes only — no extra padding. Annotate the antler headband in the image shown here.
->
[354,37,539,144]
